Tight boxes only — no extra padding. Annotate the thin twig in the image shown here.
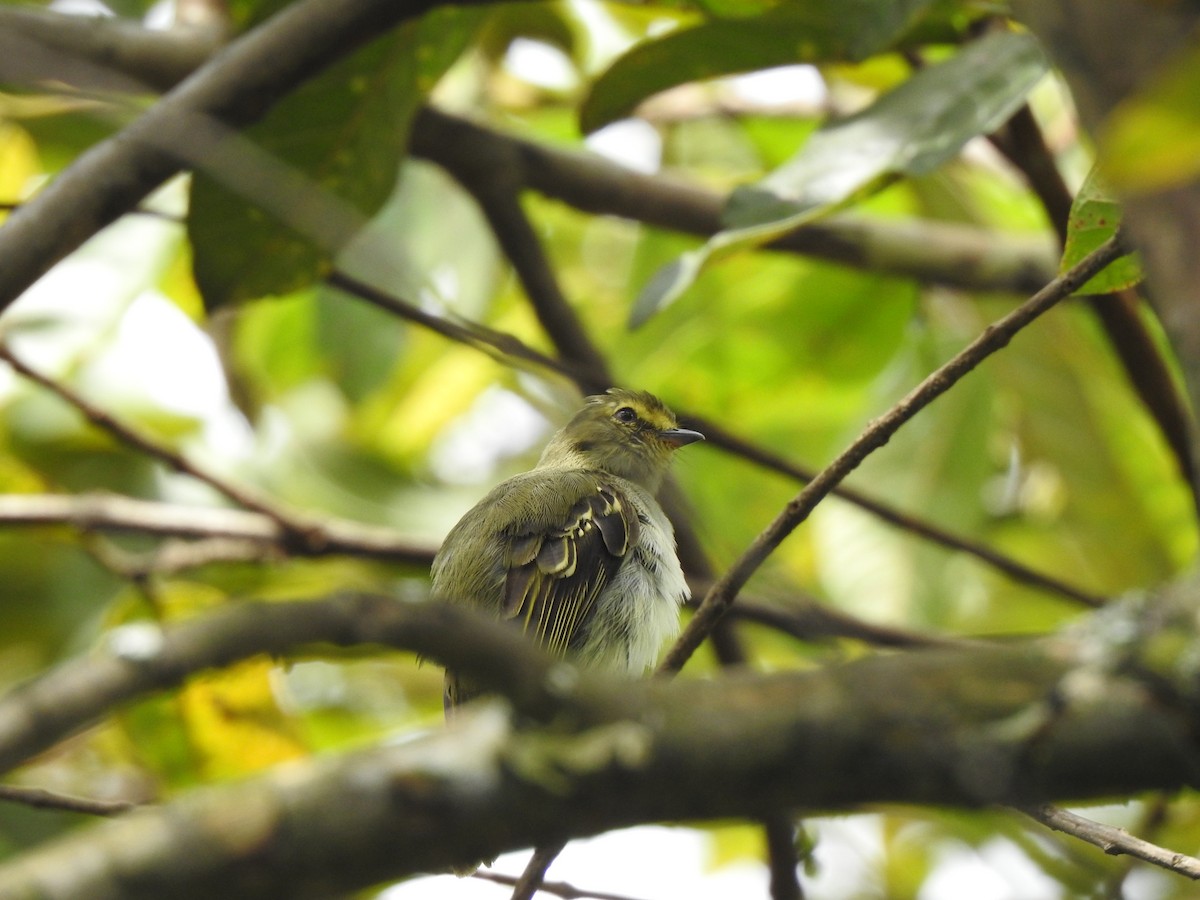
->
[0,492,430,561]
[0,344,326,550]
[326,270,575,379]
[1023,803,1200,880]
[0,784,137,817]
[660,234,1129,672]
[1102,795,1171,898]
[690,420,1104,608]
[473,870,649,900]
[509,843,567,900]
[726,598,966,649]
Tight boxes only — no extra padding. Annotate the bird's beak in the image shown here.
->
[659,427,705,449]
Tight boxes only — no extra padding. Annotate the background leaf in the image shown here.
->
[581,0,937,134]
[631,30,1048,325]
[188,8,481,309]
[1100,42,1200,195]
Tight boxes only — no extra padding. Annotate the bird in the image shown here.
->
[432,388,704,713]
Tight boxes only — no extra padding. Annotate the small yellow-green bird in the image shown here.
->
[433,388,704,712]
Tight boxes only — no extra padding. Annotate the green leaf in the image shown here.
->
[1060,166,1143,293]
[581,0,936,134]
[724,30,1048,230]
[1100,42,1200,195]
[631,30,1048,326]
[188,8,481,309]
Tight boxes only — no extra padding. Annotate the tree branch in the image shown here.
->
[0,594,560,775]
[662,234,1128,671]
[474,869,650,900]
[0,493,434,565]
[0,6,221,93]
[1023,803,1200,880]
[991,102,1198,512]
[0,784,135,817]
[0,0,484,313]
[0,7,1058,300]
[0,588,1197,898]
[0,343,325,545]
[413,108,1059,296]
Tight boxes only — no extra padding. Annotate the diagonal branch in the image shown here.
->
[661,234,1129,672]
[0,0,488,313]
[1023,803,1200,880]
[0,784,136,817]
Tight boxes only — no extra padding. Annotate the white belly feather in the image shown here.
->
[574,500,687,674]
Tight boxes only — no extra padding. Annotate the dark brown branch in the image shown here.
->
[726,598,965,649]
[0,784,136,817]
[434,126,612,389]
[689,419,1104,608]
[662,234,1129,672]
[413,108,1058,295]
[510,843,568,900]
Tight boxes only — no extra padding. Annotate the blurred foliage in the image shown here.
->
[0,0,1196,897]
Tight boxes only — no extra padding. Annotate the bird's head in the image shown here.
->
[538,389,704,491]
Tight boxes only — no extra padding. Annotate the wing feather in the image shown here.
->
[501,482,639,658]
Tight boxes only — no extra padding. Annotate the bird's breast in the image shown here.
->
[573,506,687,674]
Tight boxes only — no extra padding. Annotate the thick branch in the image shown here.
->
[0,594,559,775]
[0,593,1196,899]
[0,6,221,93]
[0,0,482,313]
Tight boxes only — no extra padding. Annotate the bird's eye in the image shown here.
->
[614,406,637,424]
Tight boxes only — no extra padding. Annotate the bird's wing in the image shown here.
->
[501,482,640,658]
